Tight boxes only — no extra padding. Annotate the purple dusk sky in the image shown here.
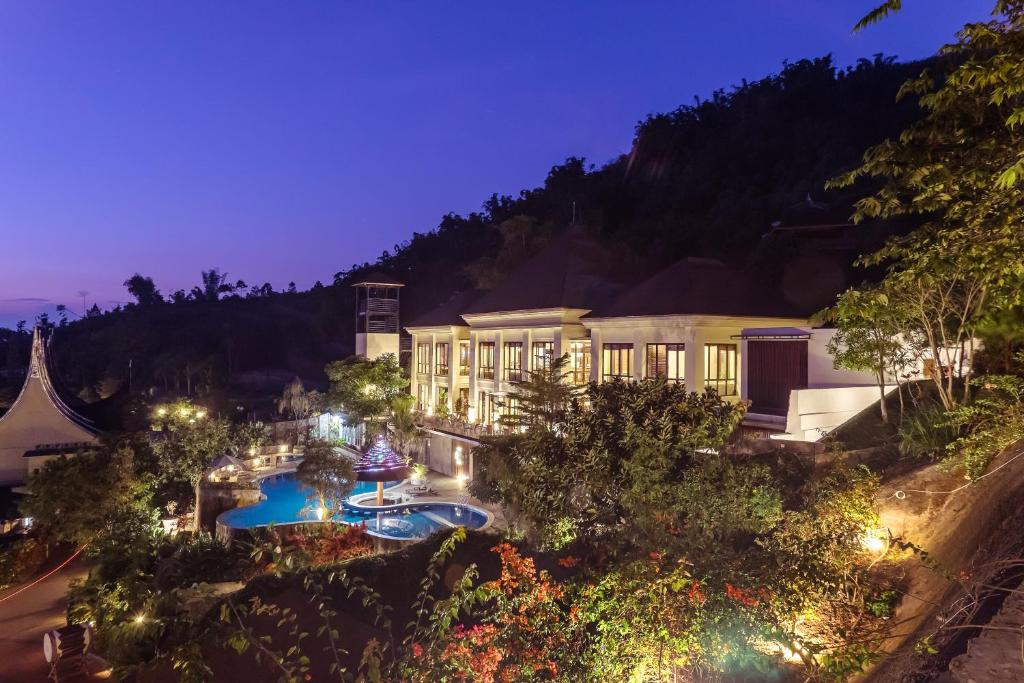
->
[0,1,991,327]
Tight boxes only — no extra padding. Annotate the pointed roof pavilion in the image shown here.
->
[0,327,100,485]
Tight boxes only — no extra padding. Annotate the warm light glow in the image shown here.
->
[278,444,289,454]
[456,473,469,487]
[178,407,190,417]
[454,447,464,465]
[778,643,804,663]
[314,506,325,521]
[133,613,147,625]
[195,410,207,419]
[156,407,167,417]
[861,530,888,554]
[248,447,256,456]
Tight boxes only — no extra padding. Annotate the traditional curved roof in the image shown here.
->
[0,328,99,437]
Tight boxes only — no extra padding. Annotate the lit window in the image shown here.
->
[602,343,633,381]
[459,341,470,376]
[570,340,591,384]
[531,341,554,373]
[705,343,738,396]
[416,343,430,375]
[478,342,495,379]
[502,342,523,381]
[435,342,449,376]
[646,344,685,382]
[416,384,429,411]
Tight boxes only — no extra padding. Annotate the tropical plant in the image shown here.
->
[832,0,1024,409]
[325,353,408,440]
[294,439,357,515]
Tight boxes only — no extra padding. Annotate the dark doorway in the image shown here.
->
[747,340,808,416]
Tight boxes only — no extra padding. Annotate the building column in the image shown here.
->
[632,329,644,382]
[590,329,602,383]
[409,332,420,409]
[468,331,478,422]
[447,331,458,413]
[685,328,706,394]
[428,333,437,415]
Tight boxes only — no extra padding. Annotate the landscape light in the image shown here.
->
[195,410,207,419]
[314,506,325,521]
[178,407,190,417]
[456,473,469,487]
[861,530,887,555]
[156,407,167,417]
[134,613,147,625]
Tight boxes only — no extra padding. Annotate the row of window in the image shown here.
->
[416,340,737,395]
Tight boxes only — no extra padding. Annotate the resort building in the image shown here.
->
[0,328,101,485]
[406,227,919,473]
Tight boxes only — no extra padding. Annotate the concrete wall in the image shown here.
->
[420,430,474,478]
[779,384,894,442]
[356,332,399,361]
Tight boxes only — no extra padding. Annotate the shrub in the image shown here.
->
[897,402,957,460]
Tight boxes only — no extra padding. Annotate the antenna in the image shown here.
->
[77,290,89,316]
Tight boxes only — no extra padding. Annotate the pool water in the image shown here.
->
[217,472,490,540]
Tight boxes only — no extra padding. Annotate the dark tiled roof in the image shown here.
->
[406,290,480,328]
[461,230,627,316]
[587,257,812,320]
[350,270,405,287]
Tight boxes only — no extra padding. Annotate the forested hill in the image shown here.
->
[0,55,930,416]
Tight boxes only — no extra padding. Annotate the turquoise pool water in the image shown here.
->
[217,472,490,540]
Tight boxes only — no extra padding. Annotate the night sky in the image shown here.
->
[0,1,991,327]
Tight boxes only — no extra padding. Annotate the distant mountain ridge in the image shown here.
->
[0,54,932,416]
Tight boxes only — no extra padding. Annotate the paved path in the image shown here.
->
[0,554,91,682]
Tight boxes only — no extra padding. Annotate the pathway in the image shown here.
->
[0,553,107,682]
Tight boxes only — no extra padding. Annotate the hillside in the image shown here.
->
[2,54,934,417]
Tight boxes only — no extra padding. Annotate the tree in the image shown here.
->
[825,284,921,422]
[124,274,164,307]
[276,377,324,421]
[498,353,578,432]
[191,268,235,302]
[324,353,408,439]
[294,438,356,515]
[21,445,156,547]
[831,1,1024,408]
[149,399,235,503]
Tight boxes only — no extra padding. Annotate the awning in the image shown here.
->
[209,454,248,471]
[732,327,810,340]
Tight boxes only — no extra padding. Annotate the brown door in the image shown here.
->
[747,340,808,416]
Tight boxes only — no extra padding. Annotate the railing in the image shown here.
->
[417,413,493,440]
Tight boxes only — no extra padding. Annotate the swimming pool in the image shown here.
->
[216,472,491,541]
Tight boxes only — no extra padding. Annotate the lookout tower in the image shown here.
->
[352,271,403,360]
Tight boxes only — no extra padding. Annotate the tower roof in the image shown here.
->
[350,270,405,288]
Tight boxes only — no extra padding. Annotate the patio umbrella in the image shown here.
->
[354,435,410,505]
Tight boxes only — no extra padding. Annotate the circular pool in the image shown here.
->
[217,472,491,541]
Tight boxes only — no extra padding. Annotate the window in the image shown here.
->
[705,343,738,396]
[459,341,470,376]
[478,342,495,379]
[478,391,496,425]
[435,342,449,375]
[602,343,633,381]
[416,343,430,375]
[570,340,591,384]
[647,343,685,382]
[456,387,470,417]
[503,342,524,381]
[532,341,554,373]
[416,384,429,411]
